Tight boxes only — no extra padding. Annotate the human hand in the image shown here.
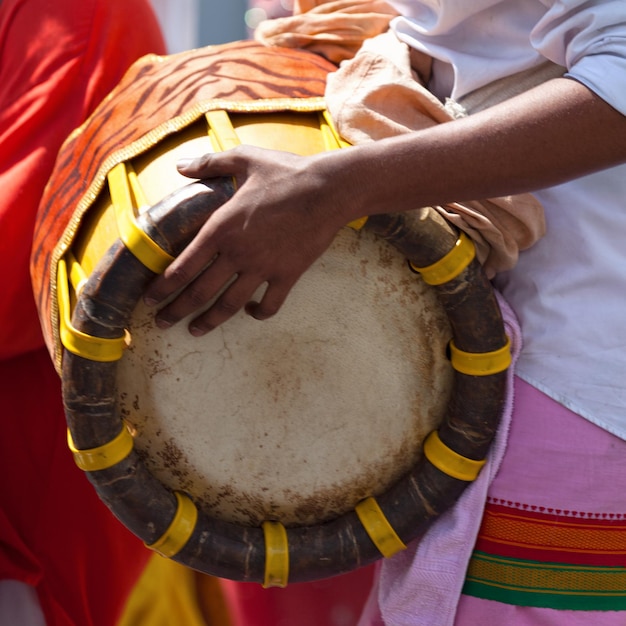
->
[143,146,348,335]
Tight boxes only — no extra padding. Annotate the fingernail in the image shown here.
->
[144,297,158,307]
[155,318,172,329]
[189,325,207,337]
[176,158,194,170]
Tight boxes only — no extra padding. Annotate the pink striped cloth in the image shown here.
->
[454,378,626,625]
[358,292,520,626]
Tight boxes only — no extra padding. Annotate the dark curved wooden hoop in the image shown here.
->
[63,180,508,583]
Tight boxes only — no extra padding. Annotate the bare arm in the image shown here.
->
[335,77,626,214]
[144,77,626,334]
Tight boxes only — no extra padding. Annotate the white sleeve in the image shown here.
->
[530,0,626,114]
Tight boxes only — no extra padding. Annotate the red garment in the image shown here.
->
[220,567,377,626]
[0,1,165,624]
[0,0,165,359]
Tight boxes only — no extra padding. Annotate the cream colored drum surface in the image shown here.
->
[119,214,453,528]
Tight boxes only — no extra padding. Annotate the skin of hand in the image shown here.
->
[144,77,626,334]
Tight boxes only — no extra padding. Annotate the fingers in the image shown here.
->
[143,232,220,310]
[147,240,292,334]
[141,146,330,335]
[148,253,236,329]
[245,281,292,322]
[176,150,246,181]
[176,155,210,179]
[186,276,254,336]
[187,276,289,336]
[158,271,290,336]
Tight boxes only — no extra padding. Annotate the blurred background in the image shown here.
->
[149,0,294,53]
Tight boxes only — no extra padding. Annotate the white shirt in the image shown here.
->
[387,0,626,438]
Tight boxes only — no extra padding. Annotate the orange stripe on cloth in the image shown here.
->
[474,502,626,566]
[463,501,626,610]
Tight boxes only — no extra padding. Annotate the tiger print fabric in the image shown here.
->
[31,40,335,369]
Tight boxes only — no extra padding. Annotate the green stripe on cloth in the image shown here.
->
[463,551,626,610]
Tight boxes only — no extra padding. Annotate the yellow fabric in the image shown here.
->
[118,554,230,626]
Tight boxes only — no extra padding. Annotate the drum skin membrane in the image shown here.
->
[118,226,453,527]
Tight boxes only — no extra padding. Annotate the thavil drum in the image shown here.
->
[32,41,509,587]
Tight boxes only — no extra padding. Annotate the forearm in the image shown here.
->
[145,75,626,332]
[324,77,626,222]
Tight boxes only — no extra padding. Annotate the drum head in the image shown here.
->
[118,225,453,527]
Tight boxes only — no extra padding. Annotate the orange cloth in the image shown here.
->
[0,0,165,624]
[255,0,399,63]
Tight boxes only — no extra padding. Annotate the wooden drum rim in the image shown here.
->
[62,179,509,586]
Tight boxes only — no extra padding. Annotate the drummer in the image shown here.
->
[144,1,626,624]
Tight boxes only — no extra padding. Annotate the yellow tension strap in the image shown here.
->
[347,216,368,231]
[355,497,407,558]
[320,110,352,151]
[67,426,134,472]
[108,162,174,274]
[205,110,240,191]
[449,337,512,376]
[57,257,126,362]
[206,109,242,152]
[126,167,149,208]
[423,431,486,482]
[262,521,290,588]
[67,252,88,297]
[410,231,476,285]
[148,492,198,558]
